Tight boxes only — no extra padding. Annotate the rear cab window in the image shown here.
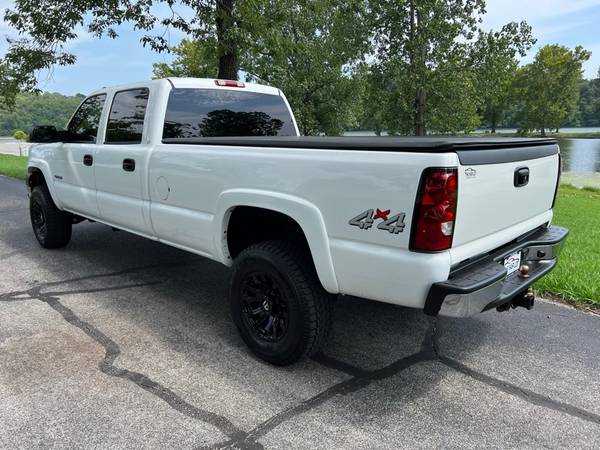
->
[67,94,107,143]
[162,89,297,139]
[105,88,150,144]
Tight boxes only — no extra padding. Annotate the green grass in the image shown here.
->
[535,185,600,307]
[0,154,27,180]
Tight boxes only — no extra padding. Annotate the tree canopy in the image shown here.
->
[0,0,597,136]
[471,22,535,132]
[0,92,84,135]
[513,44,591,135]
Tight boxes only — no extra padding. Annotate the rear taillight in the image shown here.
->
[214,79,245,88]
[410,167,458,252]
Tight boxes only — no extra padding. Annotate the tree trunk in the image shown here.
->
[411,5,426,136]
[490,109,497,133]
[216,0,239,80]
[540,125,546,137]
[415,88,426,136]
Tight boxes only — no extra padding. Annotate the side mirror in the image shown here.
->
[29,125,60,143]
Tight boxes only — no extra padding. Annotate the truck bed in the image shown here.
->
[161,136,558,164]
[162,135,556,151]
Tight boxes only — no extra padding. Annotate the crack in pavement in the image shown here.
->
[428,320,600,427]
[0,260,196,300]
[0,282,162,303]
[205,319,440,449]
[3,261,599,449]
[437,354,600,426]
[1,281,250,445]
[208,315,600,449]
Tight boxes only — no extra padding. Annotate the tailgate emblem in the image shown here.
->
[465,168,476,178]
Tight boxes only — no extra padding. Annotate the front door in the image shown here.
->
[53,94,107,218]
[94,88,153,236]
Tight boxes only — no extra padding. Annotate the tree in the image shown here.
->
[153,39,219,79]
[154,0,371,135]
[369,0,486,135]
[0,92,84,135]
[514,45,591,136]
[572,68,600,127]
[243,0,371,135]
[1,0,249,106]
[471,22,535,133]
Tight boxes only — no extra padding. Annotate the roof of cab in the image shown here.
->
[167,77,280,96]
[87,77,280,97]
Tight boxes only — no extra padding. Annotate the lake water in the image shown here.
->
[557,139,600,188]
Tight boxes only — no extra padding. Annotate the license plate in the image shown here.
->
[504,251,522,275]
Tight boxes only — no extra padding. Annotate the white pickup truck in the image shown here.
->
[27,78,568,365]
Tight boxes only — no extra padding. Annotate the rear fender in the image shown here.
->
[214,189,339,293]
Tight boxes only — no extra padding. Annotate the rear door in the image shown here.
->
[452,144,560,247]
[53,94,106,218]
[94,87,154,236]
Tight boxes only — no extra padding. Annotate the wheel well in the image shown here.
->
[27,168,47,188]
[226,206,310,259]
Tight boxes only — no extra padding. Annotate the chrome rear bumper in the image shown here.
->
[424,225,569,318]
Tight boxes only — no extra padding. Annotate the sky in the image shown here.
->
[1,0,600,96]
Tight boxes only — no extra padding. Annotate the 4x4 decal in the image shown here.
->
[349,208,406,234]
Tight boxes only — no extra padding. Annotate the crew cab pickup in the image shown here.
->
[27,78,569,365]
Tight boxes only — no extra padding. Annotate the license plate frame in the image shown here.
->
[504,251,522,275]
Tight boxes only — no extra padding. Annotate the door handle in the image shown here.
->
[83,154,93,166]
[122,158,136,172]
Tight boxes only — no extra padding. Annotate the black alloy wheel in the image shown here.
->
[230,240,333,366]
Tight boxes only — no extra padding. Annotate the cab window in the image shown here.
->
[162,89,296,138]
[105,88,150,144]
[67,94,107,143]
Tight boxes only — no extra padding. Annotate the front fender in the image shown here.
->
[27,159,63,210]
[214,189,339,294]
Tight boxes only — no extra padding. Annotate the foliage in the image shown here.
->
[1,0,598,136]
[153,39,219,79]
[471,22,535,132]
[13,130,28,141]
[1,0,249,102]
[151,1,370,135]
[367,0,485,135]
[571,71,600,127]
[0,92,84,136]
[241,0,370,135]
[513,45,591,135]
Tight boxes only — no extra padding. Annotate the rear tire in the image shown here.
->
[30,184,72,249]
[230,240,334,366]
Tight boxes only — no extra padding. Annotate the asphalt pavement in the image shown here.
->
[1,174,599,449]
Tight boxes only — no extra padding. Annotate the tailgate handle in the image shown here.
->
[514,167,529,187]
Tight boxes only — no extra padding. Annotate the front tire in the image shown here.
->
[230,240,333,366]
[30,184,72,249]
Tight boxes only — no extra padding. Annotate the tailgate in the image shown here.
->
[452,144,560,248]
